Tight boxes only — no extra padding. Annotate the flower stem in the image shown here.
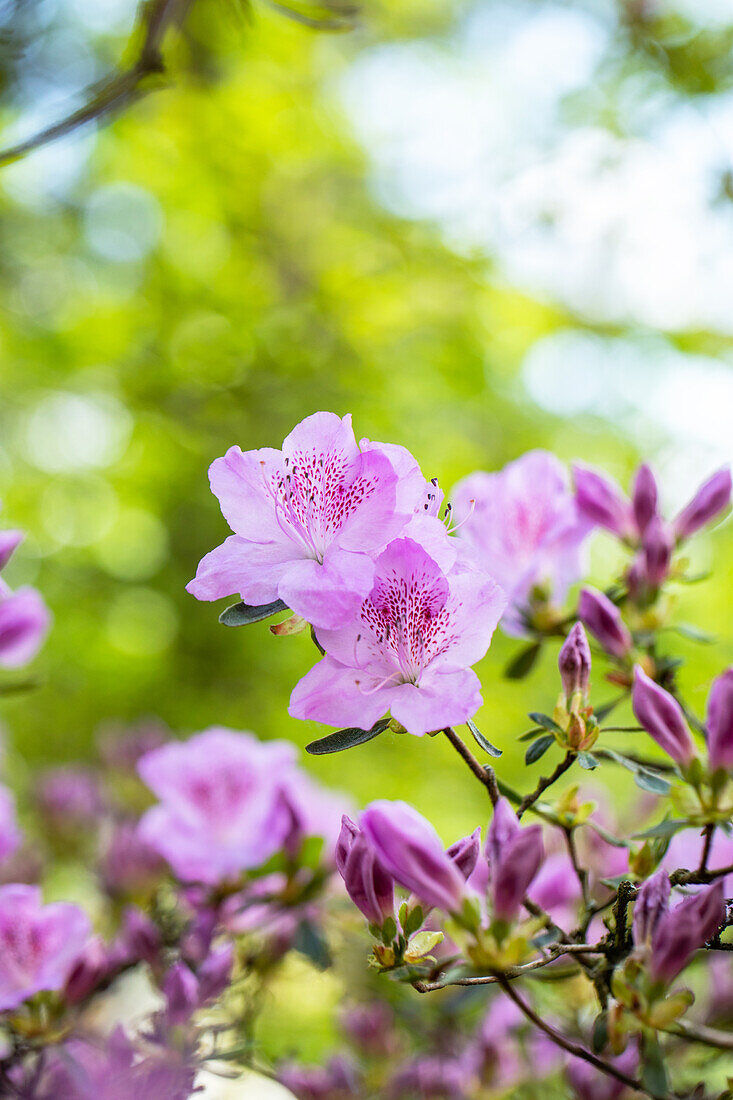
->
[442,727,499,806]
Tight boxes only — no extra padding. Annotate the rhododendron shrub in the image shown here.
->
[0,413,732,1100]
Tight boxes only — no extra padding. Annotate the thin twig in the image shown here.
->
[665,1019,733,1051]
[443,727,499,805]
[517,751,574,818]
[0,0,194,168]
[497,978,662,1099]
[564,827,591,910]
[412,943,603,992]
[699,824,715,874]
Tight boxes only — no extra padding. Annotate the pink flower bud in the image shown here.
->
[116,906,161,967]
[632,464,658,535]
[632,869,670,946]
[632,666,696,766]
[198,942,234,1003]
[650,882,725,985]
[0,531,23,572]
[336,816,395,926]
[641,516,673,588]
[673,468,731,540]
[578,587,632,660]
[446,827,481,881]
[361,801,467,914]
[487,799,544,923]
[573,465,633,539]
[707,668,733,773]
[63,935,109,1005]
[163,962,200,1025]
[558,622,591,698]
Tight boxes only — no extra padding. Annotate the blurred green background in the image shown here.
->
[0,0,732,856]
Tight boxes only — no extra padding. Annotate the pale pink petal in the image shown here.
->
[288,657,388,731]
[0,530,23,572]
[359,438,427,514]
[0,586,50,667]
[279,550,375,629]
[186,535,297,605]
[282,411,359,467]
[384,668,483,736]
[335,448,403,552]
[431,570,507,670]
[208,445,285,542]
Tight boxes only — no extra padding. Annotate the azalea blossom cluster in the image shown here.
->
[0,413,732,1100]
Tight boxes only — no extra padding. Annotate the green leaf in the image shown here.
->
[467,718,502,757]
[306,718,389,755]
[219,599,288,626]
[670,622,716,644]
[633,818,689,840]
[293,920,332,970]
[528,712,563,735]
[577,751,599,770]
[599,749,671,796]
[518,727,545,742]
[381,916,397,945]
[525,734,555,765]
[586,820,632,848]
[633,769,671,795]
[504,641,542,680]
[641,1035,668,1096]
[403,905,424,938]
[592,1012,608,1054]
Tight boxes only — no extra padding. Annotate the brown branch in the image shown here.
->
[517,751,574,818]
[665,1019,733,1051]
[497,978,662,1099]
[670,862,733,886]
[443,727,499,806]
[0,0,194,168]
[412,943,603,992]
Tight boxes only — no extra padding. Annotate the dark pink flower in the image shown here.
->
[360,800,467,914]
[649,882,725,985]
[632,667,696,767]
[0,884,90,1010]
[137,728,297,884]
[573,464,634,540]
[673,467,731,540]
[290,536,505,736]
[0,581,50,668]
[487,799,544,923]
[578,587,632,660]
[558,622,591,699]
[707,667,733,773]
[187,412,413,629]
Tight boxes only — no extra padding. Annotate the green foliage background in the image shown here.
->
[0,0,732,1068]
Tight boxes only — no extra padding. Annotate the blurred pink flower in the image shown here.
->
[453,451,589,635]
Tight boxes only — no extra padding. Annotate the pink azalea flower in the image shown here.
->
[0,581,50,668]
[137,728,298,884]
[289,536,506,736]
[451,451,589,635]
[0,884,91,1011]
[187,412,415,629]
[0,786,21,866]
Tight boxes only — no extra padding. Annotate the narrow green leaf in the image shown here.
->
[306,718,390,755]
[599,749,671,795]
[592,1012,608,1054]
[219,599,288,626]
[633,818,689,840]
[467,718,502,757]
[293,920,332,970]
[504,641,542,680]
[518,727,545,742]
[634,769,671,796]
[641,1035,668,1096]
[381,916,397,945]
[525,734,555,765]
[528,712,563,735]
[577,751,599,770]
[404,906,424,938]
[670,622,716,644]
